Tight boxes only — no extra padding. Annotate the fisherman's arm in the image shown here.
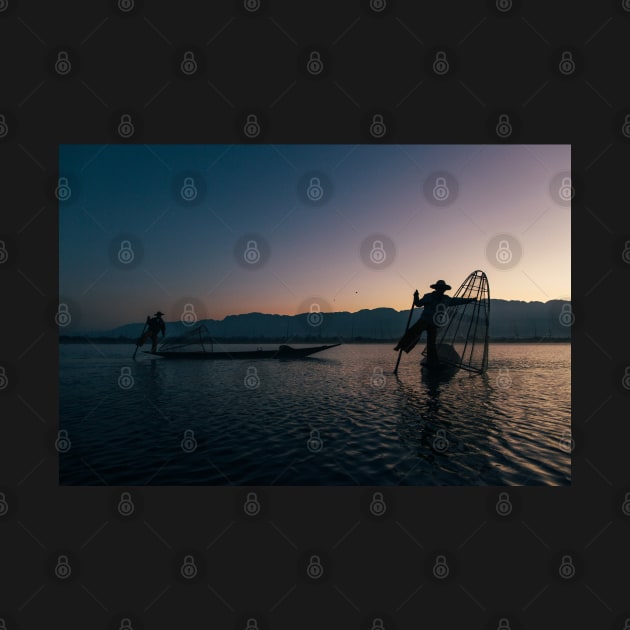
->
[413,290,427,307]
[448,296,477,306]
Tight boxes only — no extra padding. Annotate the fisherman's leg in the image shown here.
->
[151,333,158,353]
[395,320,419,351]
[397,320,428,353]
[426,326,439,364]
[137,331,149,346]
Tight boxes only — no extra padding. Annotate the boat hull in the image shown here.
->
[144,343,341,360]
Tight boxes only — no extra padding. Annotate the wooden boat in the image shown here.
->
[144,343,341,360]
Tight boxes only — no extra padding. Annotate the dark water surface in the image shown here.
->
[59,343,570,486]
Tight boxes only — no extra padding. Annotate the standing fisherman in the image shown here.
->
[137,311,166,353]
[394,280,475,365]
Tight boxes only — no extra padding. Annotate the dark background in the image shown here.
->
[1,0,628,628]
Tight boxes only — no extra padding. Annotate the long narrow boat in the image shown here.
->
[144,343,341,360]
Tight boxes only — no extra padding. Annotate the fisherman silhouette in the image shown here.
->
[394,280,476,365]
[137,311,166,353]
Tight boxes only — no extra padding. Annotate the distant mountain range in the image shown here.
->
[68,299,572,341]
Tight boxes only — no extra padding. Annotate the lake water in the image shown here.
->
[59,343,570,486]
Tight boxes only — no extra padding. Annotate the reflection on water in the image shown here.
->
[59,343,571,486]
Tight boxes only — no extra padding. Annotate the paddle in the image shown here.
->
[132,317,149,360]
[393,293,416,374]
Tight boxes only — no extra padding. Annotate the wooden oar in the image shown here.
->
[132,318,149,360]
[393,294,416,374]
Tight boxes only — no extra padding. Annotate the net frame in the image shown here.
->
[424,270,490,374]
[158,324,214,353]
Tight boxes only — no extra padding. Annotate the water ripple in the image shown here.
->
[59,343,570,485]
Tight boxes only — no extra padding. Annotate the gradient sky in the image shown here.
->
[59,144,570,330]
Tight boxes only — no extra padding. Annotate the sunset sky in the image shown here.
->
[59,144,570,331]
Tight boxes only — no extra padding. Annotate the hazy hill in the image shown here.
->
[87,299,571,340]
